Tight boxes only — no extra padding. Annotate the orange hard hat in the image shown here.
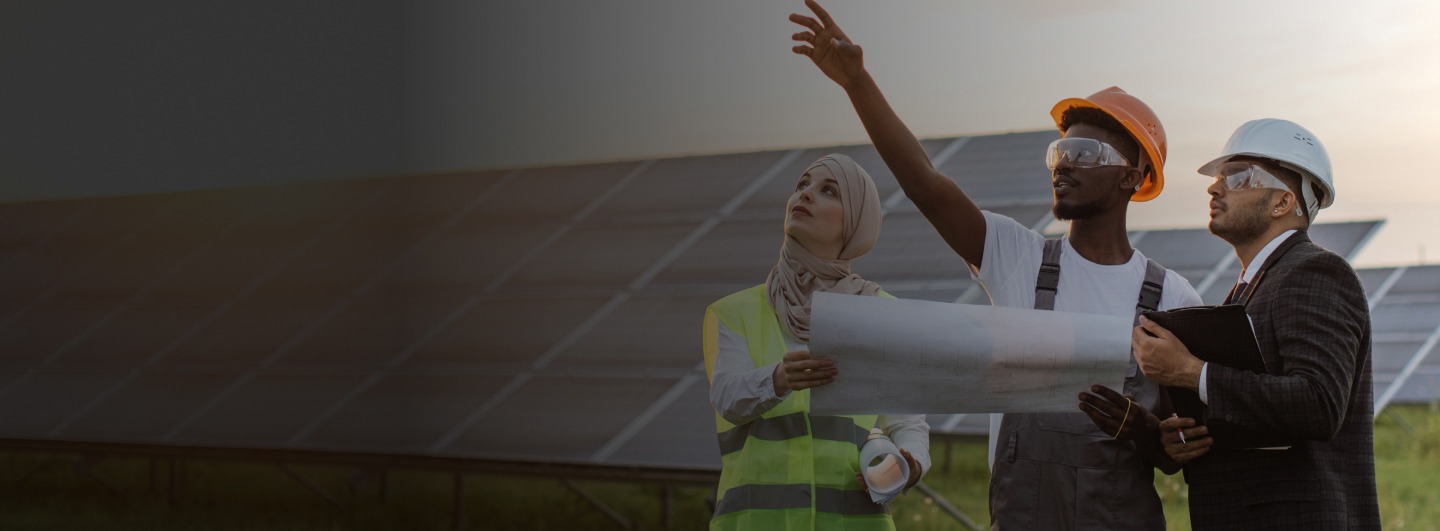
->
[1049,87,1167,202]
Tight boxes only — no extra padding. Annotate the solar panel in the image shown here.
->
[144,237,309,303]
[0,369,117,436]
[173,372,364,446]
[0,200,87,249]
[249,230,416,300]
[1131,228,1233,274]
[552,293,717,370]
[53,302,217,368]
[1389,265,1440,295]
[159,302,330,368]
[466,163,633,225]
[1308,220,1381,260]
[447,375,677,461]
[277,301,459,367]
[734,140,952,216]
[933,130,1059,205]
[1357,267,1397,299]
[0,129,1428,489]
[602,378,719,469]
[649,218,781,288]
[501,222,700,291]
[592,152,786,220]
[411,296,612,367]
[1371,303,1440,335]
[343,170,511,232]
[302,373,516,453]
[59,370,232,441]
[53,247,194,302]
[858,211,972,282]
[0,304,115,366]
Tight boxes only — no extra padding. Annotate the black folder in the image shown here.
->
[1141,305,1285,449]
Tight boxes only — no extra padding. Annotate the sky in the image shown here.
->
[6,1,1439,268]
[443,0,1440,268]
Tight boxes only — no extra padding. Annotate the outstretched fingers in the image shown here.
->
[788,13,821,32]
[805,0,836,27]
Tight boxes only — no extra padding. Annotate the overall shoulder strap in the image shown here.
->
[1136,258,1165,319]
[1034,239,1063,311]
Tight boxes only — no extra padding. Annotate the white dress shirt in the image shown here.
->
[1199,229,1296,402]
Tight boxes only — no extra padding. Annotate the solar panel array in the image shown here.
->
[0,130,1430,480]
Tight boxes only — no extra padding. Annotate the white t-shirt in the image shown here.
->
[971,211,1203,466]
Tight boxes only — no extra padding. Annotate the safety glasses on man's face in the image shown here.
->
[1045,138,1132,171]
[1211,161,1292,193]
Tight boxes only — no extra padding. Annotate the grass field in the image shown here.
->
[1,404,1436,530]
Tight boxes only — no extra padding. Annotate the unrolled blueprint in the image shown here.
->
[808,292,1131,415]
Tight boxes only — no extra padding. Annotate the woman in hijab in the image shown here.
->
[702,154,930,530]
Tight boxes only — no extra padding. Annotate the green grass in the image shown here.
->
[1,405,1436,530]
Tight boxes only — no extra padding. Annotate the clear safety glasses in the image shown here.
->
[1211,161,1292,193]
[1044,137,1132,171]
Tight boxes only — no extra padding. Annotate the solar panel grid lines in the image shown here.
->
[38,206,261,365]
[424,150,804,456]
[1369,267,1408,311]
[0,202,184,405]
[0,201,173,333]
[479,162,653,295]
[877,137,972,214]
[41,212,260,437]
[0,202,93,277]
[155,184,401,442]
[1191,251,1239,298]
[1376,318,1440,415]
[1346,219,1385,262]
[590,365,706,463]
[145,172,512,446]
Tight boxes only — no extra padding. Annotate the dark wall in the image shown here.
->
[0,1,409,202]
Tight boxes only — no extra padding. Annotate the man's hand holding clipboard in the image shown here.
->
[1133,305,1287,455]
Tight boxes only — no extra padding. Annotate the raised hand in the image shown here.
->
[773,348,837,395]
[789,0,866,88]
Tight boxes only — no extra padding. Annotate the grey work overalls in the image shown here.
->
[988,239,1168,530]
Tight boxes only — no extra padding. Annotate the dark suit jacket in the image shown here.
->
[1183,231,1380,530]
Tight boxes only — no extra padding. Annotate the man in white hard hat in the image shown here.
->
[1131,118,1379,530]
[788,1,1203,528]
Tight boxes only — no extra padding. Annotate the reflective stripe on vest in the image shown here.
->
[713,484,887,517]
[704,285,890,530]
[716,412,869,455]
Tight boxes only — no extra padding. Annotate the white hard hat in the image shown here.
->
[1197,118,1334,221]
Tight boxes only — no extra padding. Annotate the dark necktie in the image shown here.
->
[1226,281,1250,305]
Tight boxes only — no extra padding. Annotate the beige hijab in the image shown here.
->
[766,154,883,342]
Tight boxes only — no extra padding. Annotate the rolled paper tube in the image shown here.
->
[864,454,906,493]
[858,428,909,504]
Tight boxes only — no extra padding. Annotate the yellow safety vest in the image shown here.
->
[702,284,895,531]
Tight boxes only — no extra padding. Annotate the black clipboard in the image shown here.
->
[1141,305,1286,449]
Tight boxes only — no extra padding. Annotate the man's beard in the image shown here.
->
[1209,192,1273,246]
[1053,198,1105,221]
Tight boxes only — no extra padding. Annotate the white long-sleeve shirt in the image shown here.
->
[708,320,932,478]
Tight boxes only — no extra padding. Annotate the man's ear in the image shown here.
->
[1122,167,1145,192]
[1269,189,1299,218]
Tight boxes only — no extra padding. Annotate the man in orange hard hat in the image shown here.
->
[789,1,1201,528]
